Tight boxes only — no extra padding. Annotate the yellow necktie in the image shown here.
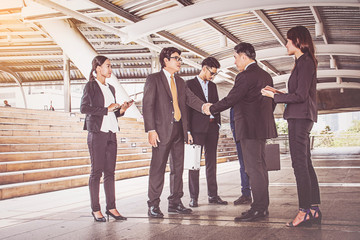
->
[170,75,181,121]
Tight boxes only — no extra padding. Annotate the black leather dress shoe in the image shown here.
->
[168,202,192,214]
[234,195,252,205]
[148,206,164,218]
[241,208,269,216]
[208,196,228,205]
[189,198,198,207]
[235,209,267,222]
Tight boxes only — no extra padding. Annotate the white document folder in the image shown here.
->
[184,144,201,170]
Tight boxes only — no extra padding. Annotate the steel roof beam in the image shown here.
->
[89,0,142,23]
[0,31,46,36]
[250,9,284,75]
[89,0,209,58]
[33,0,206,73]
[32,0,128,39]
[273,69,360,84]
[310,5,339,72]
[310,6,329,45]
[1,44,356,66]
[0,45,60,50]
[177,0,240,44]
[0,38,53,43]
[252,10,286,47]
[0,55,63,61]
[317,82,360,91]
[121,0,360,42]
[219,44,360,69]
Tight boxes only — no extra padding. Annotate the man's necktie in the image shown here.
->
[170,75,181,121]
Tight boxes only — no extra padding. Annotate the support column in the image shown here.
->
[151,54,160,73]
[63,54,71,112]
[0,66,27,108]
[40,19,142,118]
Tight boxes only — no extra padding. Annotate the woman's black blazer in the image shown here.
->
[80,80,123,132]
[274,52,318,122]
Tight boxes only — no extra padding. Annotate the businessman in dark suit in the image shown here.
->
[143,47,208,218]
[186,57,228,208]
[205,42,277,222]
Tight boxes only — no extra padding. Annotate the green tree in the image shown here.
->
[276,119,288,134]
[347,120,360,133]
[319,125,334,147]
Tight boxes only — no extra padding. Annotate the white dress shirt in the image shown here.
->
[196,76,215,119]
[95,79,119,133]
[162,69,177,90]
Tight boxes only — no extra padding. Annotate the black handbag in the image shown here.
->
[265,144,281,171]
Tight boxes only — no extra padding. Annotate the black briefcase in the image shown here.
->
[265,144,280,171]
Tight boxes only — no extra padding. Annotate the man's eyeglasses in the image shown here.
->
[206,66,218,77]
[169,56,183,62]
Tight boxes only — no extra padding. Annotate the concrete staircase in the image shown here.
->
[0,107,238,200]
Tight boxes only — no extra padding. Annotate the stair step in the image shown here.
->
[0,150,238,173]
[0,124,144,134]
[0,142,152,152]
[0,151,152,163]
[0,166,151,200]
[0,106,239,200]
[0,154,237,185]
[0,155,239,200]
[0,146,152,162]
[0,135,148,144]
[0,159,152,184]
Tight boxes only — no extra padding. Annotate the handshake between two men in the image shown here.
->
[202,102,212,116]
[148,102,213,148]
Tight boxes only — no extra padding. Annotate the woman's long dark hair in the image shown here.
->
[89,55,109,82]
[287,26,317,69]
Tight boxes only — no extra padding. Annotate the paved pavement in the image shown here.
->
[0,147,359,240]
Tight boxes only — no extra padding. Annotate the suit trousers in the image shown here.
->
[147,121,184,207]
[87,131,117,212]
[230,108,251,197]
[240,139,269,211]
[288,119,320,209]
[188,122,219,199]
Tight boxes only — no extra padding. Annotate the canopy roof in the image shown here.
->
[0,0,359,113]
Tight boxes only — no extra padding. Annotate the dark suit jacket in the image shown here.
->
[186,77,220,134]
[142,70,204,145]
[274,52,318,122]
[80,80,123,132]
[210,63,277,140]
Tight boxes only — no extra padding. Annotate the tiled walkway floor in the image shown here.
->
[0,147,359,240]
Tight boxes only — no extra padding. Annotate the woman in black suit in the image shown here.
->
[262,26,321,227]
[81,56,133,222]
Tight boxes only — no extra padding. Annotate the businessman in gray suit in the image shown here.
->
[143,47,208,218]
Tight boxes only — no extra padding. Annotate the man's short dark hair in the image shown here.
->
[234,42,256,60]
[159,47,181,68]
[201,57,220,69]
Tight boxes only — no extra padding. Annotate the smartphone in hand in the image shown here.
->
[264,86,285,94]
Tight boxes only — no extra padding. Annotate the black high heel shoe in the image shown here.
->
[91,212,106,222]
[286,208,312,227]
[311,206,322,224]
[105,210,127,221]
